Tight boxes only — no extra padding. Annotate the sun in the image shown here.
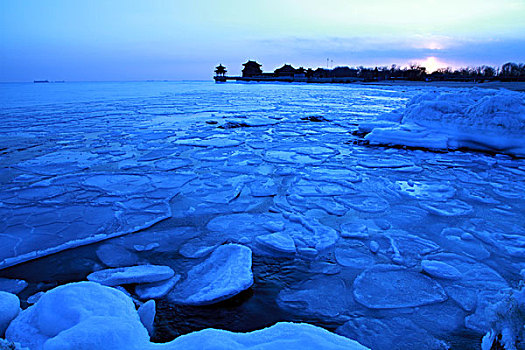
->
[420,56,448,73]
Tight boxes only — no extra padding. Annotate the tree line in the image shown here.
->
[310,62,525,82]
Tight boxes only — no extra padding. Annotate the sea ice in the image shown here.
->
[138,299,156,336]
[277,276,356,321]
[0,291,20,337]
[353,264,447,309]
[87,265,175,286]
[336,195,390,213]
[0,278,28,295]
[340,223,369,239]
[364,89,525,156]
[168,322,369,350]
[168,244,253,305]
[96,244,139,267]
[5,281,143,350]
[135,275,181,300]
[335,246,374,268]
[419,199,473,216]
[337,317,448,350]
[256,232,296,254]
[421,260,462,280]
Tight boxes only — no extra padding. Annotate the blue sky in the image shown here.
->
[1,0,524,81]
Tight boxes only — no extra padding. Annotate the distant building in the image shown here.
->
[312,68,330,78]
[242,60,263,77]
[274,64,297,77]
[332,66,358,78]
[214,64,227,76]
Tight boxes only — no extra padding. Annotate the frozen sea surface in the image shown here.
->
[0,82,524,349]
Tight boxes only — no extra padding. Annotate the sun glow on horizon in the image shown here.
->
[419,56,450,73]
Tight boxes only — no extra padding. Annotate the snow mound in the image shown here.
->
[5,282,145,350]
[5,281,368,350]
[168,244,253,305]
[170,322,369,350]
[0,291,20,337]
[364,89,525,156]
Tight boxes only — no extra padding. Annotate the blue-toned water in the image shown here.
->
[1,81,523,349]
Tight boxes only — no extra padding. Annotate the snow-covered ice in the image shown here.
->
[6,281,369,350]
[364,89,525,156]
[87,265,175,286]
[0,291,20,337]
[168,244,253,305]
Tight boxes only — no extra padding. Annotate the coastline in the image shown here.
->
[357,80,525,91]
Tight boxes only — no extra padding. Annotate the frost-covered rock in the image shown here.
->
[0,291,20,337]
[87,265,174,286]
[168,244,253,305]
[364,90,525,156]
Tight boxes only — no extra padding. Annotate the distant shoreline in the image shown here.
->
[356,80,525,92]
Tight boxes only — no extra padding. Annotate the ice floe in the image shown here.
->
[87,265,175,286]
[168,244,253,305]
[353,265,447,309]
[0,278,28,295]
[337,316,448,350]
[135,275,181,300]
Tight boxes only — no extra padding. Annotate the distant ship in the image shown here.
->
[34,80,49,83]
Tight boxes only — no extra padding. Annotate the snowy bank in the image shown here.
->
[4,282,368,350]
[363,89,525,156]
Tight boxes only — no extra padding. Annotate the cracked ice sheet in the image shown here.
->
[0,172,194,269]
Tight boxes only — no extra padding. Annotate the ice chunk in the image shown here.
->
[364,90,525,156]
[179,239,222,258]
[277,277,356,321]
[335,246,374,268]
[419,199,473,217]
[174,137,243,148]
[421,260,462,280]
[96,244,139,267]
[0,292,20,337]
[5,282,145,350]
[395,180,455,201]
[441,227,490,260]
[337,317,448,350]
[358,158,415,168]
[138,299,155,336]
[256,232,296,254]
[340,223,369,239]
[0,278,28,295]
[353,265,447,309]
[336,195,390,213]
[168,244,253,305]
[135,275,181,300]
[87,265,175,286]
